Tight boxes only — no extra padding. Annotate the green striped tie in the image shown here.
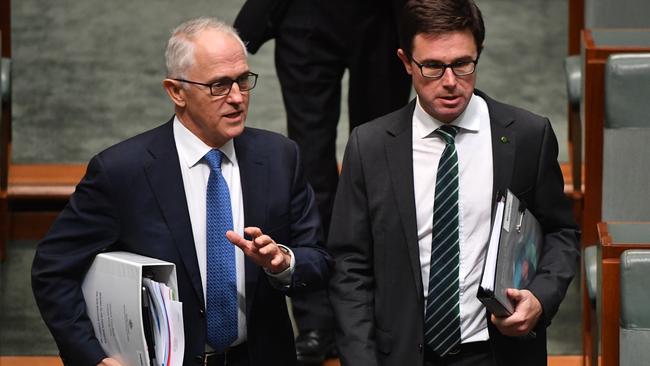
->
[425,124,461,356]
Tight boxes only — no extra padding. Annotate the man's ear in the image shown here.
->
[162,79,186,108]
[397,49,413,76]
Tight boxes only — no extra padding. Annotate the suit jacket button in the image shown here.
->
[199,308,205,317]
[194,355,203,363]
[418,344,423,353]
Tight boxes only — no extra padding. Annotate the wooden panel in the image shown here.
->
[568,0,585,55]
[8,164,86,185]
[596,222,650,366]
[581,257,596,366]
[8,164,85,200]
[3,164,86,243]
[0,0,9,57]
[0,357,63,366]
[9,211,61,240]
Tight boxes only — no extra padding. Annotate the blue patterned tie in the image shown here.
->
[204,149,238,352]
[425,125,461,356]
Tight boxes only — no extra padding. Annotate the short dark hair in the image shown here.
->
[399,0,485,60]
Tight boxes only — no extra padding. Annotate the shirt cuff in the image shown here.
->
[264,244,295,287]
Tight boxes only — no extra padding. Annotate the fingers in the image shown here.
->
[98,358,124,366]
[244,226,263,239]
[226,230,247,247]
[226,227,286,271]
[490,289,542,337]
[506,288,522,301]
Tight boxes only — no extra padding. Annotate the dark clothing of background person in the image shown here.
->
[234,0,412,359]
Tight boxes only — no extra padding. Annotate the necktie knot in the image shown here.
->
[435,125,460,145]
[204,149,224,172]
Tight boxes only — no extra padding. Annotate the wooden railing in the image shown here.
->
[596,222,650,366]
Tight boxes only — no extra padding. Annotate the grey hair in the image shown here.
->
[165,17,247,79]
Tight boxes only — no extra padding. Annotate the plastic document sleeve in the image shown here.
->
[477,190,543,318]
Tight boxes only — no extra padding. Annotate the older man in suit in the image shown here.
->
[32,17,331,366]
[327,0,580,365]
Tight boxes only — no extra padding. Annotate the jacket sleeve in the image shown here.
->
[327,129,380,366]
[233,0,292,54]
[31,155,119,365]
[284,140,333,294]
[526,120,581,325]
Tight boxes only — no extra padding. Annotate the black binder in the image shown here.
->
[477,189,543,317]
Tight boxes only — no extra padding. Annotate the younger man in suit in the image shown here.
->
[327,0,580,365]
[32,17,331,366]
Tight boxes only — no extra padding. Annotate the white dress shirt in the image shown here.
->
[173,117,248,345]
[412,94,494,343]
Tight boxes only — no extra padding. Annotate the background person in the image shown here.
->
[234,1,412,362]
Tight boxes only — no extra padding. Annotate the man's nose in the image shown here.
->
[440,67,457,87]
[227,82,245,103]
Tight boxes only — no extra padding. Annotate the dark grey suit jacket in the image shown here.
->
[32,120,332,366]
[328,91,580,366]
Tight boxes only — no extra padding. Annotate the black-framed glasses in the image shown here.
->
[412,58,478,79]
[173,72,258,96]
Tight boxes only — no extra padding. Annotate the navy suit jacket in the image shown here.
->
[328,91,580,366]
[32,120,332,365]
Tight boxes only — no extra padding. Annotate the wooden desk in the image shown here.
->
[597,222,650,366]
[7,163,86,241]
[581,29,650,246]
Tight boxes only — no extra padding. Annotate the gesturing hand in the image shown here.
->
[226,227,291,273]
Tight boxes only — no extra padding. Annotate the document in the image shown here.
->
[81,251,184,366]
[477,190,543,317]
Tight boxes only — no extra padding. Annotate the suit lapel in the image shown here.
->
[477,91,516,213]
[234,129,267,314]
[385,101,425,300]
[144,120,204,305]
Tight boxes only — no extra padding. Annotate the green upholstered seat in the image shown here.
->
[620,249,650,366]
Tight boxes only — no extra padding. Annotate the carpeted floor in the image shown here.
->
[3,0,580,357]
[0,241,59,355]
[10,0,569,164]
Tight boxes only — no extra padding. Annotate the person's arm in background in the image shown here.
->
[233,0,292,54]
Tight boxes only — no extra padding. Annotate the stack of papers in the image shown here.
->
[142,278,184,366]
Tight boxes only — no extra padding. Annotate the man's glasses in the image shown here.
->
[173,72,258,96]
[412,59,478,79]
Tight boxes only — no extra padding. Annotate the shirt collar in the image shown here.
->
[173,115,236,168]
[413,93,482,139]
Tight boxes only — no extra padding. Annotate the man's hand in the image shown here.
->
[490,288,542,337]
[226,227,291,273]
[98,358,123,366]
